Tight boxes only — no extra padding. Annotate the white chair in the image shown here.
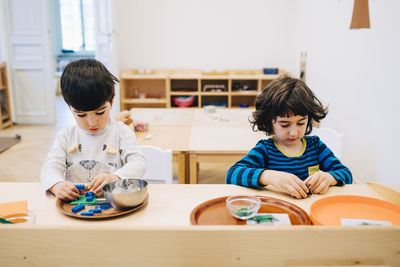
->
[141,145,173,184]
[311,127,343,160]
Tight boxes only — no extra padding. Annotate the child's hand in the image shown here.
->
[50,181,80,201]
[305,171,337,194]
[260,170,310,199]
[114,110,133,125]
[88,173,121,196]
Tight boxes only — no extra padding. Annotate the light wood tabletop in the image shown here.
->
[191,108,255,127]
[0,183,392,226]
[132,108,195,126]
[1,183,399,267]
[135,125,191,152]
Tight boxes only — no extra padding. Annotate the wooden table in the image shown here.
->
[135,125,191,183]
[187,125,265,183]
[133,108,194,183]
[0,183,399,266]
[131,108,265,183]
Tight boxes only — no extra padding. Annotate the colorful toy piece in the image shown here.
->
[85,191,95,197]
[0,217,14,224]
[70,195,107,205]
[75,184,85,191]
[89,208,102,213]
[71,204,85,213]
[80,211,94,216]
[101,203,112,210]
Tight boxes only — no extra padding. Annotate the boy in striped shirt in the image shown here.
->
[226,76,352,198]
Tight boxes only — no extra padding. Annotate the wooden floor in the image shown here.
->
[0,97,229,184]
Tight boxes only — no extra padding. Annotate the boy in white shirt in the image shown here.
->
[41,59,146,200]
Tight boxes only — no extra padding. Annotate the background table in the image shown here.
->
[135,125,191,183]
[187,125,265,183]
[0,183,399,266]
[131,108,265,183]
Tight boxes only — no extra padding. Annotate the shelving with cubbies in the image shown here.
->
[120,69,169,110]
[120,69,282,109]
[169,78,199,108]
[0,62,12,129]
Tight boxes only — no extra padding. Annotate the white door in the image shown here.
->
[3,0,55,124]
[94,0,120,113]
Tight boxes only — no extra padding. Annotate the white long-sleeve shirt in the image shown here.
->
[40,120,146,193]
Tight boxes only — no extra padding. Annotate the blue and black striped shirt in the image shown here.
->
[226,136,352,188]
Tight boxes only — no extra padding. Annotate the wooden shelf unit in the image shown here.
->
[0,62,12,129]
[120,69,281,109]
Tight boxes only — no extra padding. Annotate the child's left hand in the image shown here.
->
[114,110,133,126]
[88,173,121,196]
[304,171,337,194]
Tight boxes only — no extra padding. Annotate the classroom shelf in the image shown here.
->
[123,98,168,104]
[0,62,12,129]
[120,69,282,109]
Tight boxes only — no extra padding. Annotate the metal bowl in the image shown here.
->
[102,179,148,209]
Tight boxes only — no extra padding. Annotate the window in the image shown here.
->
[59,0,95,52]
[54,0,96,71]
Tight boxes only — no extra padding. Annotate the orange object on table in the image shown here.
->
[190,195,311,225]
[0,200,28,222]
[310,195,400,225]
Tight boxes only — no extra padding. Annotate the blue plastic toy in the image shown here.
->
[89,208,102,213]
[75,184,85,191]
[85,191,95,197]
[71,204,85,213]
[80,211,94,216]
[101,203,112,210]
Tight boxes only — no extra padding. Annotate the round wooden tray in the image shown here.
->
[190,195,311,225]
[310,195,400,225]
[56,194,148,220]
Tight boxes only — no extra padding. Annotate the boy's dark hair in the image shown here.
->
[250,76,328,136]
[60,59,119,111]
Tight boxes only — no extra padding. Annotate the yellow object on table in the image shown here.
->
[0,200,28,222]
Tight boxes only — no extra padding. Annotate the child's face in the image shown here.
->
[272,114,308,147]
[70,102,112,134]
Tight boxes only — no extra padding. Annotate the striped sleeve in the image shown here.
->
[226,141,268,188]
[316,138,352,185]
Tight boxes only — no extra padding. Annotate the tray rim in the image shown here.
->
[56,193,149,220]
[190,195,312,225]
[310,194,400,225]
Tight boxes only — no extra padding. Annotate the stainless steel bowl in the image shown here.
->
[102,179,148,209]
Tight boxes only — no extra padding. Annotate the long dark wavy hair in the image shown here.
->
[250,76,328,136]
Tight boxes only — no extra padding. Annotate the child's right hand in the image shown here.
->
[259,170,310,199]
[50,181,80,201]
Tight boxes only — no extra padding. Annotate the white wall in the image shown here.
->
[298,0,400,184]
[112,0,300,75]
[0,29,3,63]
